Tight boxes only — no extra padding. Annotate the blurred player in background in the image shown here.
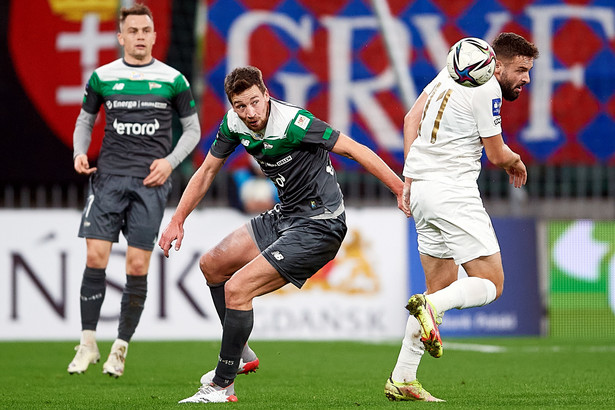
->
[385,32,539,401]
[67,3,200,378]
[158,65,409,403]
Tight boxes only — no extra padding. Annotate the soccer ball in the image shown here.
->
[446,37,496,87]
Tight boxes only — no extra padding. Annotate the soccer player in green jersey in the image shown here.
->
[159,66,409,403]
[67,3,200,378]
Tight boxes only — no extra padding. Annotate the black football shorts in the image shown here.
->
[78,173,171,251]
[249,205,347,288]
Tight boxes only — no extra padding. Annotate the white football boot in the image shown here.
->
[179,382,237,403]
[67,343,100,374]
[102,339,128,378]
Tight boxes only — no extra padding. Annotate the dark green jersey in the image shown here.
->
[82,58,197,178]
[210,98,343,217]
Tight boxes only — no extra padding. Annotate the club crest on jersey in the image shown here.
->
[263,142,273,149]
[294,114,310,130]
[492,98,501,116]
[149,82,162,90]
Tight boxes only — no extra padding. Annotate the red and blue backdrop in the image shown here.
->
[2,0,615,184]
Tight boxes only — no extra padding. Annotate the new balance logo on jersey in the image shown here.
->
[113,118,160,135]
[112,83,125,91]
[149,82,162,90]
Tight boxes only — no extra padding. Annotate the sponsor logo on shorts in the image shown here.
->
[271,250,284,260]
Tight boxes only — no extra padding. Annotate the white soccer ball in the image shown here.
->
[446,37,496,87]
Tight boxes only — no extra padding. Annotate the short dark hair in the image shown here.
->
[119,3,154,31]
[224,66,268,102]
[492,32,539,61]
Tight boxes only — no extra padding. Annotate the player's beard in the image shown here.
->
[500,76,521,102]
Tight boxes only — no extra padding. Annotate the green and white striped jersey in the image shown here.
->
[211,98,343,217]
[82,58,197,178]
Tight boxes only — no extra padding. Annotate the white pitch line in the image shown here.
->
[445,342,507,353]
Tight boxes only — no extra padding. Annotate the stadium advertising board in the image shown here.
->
[0,208,407,341]
[549,220,615,339]
[3,0,615,186]
[408,218,543,337]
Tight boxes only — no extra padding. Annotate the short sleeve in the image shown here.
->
[472,77,502,138]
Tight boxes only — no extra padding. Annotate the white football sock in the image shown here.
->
[427,277,497,313]
[391,316,424,382]
[80,329,96,346]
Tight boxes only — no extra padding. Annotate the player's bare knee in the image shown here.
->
[199,253,215,281]
[223,280,248,308]
[495,281,504,300]
[200,252,227,283]
[126,258,148,276]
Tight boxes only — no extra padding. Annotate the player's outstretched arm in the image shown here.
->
[158,153,226,257]
[403,91,427,159]
[332,134,410,217]
[482,134,527,188]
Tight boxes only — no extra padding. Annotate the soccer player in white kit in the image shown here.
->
[385,33,539,402]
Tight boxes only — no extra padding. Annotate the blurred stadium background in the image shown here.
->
[1,0,615,342]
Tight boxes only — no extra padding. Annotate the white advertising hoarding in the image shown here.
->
[0,208,407,341]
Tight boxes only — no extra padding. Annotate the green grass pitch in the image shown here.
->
[1,338,613,409]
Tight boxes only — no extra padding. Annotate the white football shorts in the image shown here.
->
[410,180,500,264]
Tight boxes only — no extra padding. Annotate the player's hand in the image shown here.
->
[144,158,173,187]
[506,159,527,188]
[73,154,97,175]
[158,218,184,258]
[399,178,412,217]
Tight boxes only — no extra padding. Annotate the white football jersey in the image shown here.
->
[403,68,502,187]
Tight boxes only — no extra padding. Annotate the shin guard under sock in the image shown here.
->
[117,274,148,342]
[213,308,254,387]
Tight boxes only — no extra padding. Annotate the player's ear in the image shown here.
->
[117,32,124,46]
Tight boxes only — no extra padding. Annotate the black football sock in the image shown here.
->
[213,308,254,387]
[208,281,227,324]
[80,267,106,331]
[117,274,148,342]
